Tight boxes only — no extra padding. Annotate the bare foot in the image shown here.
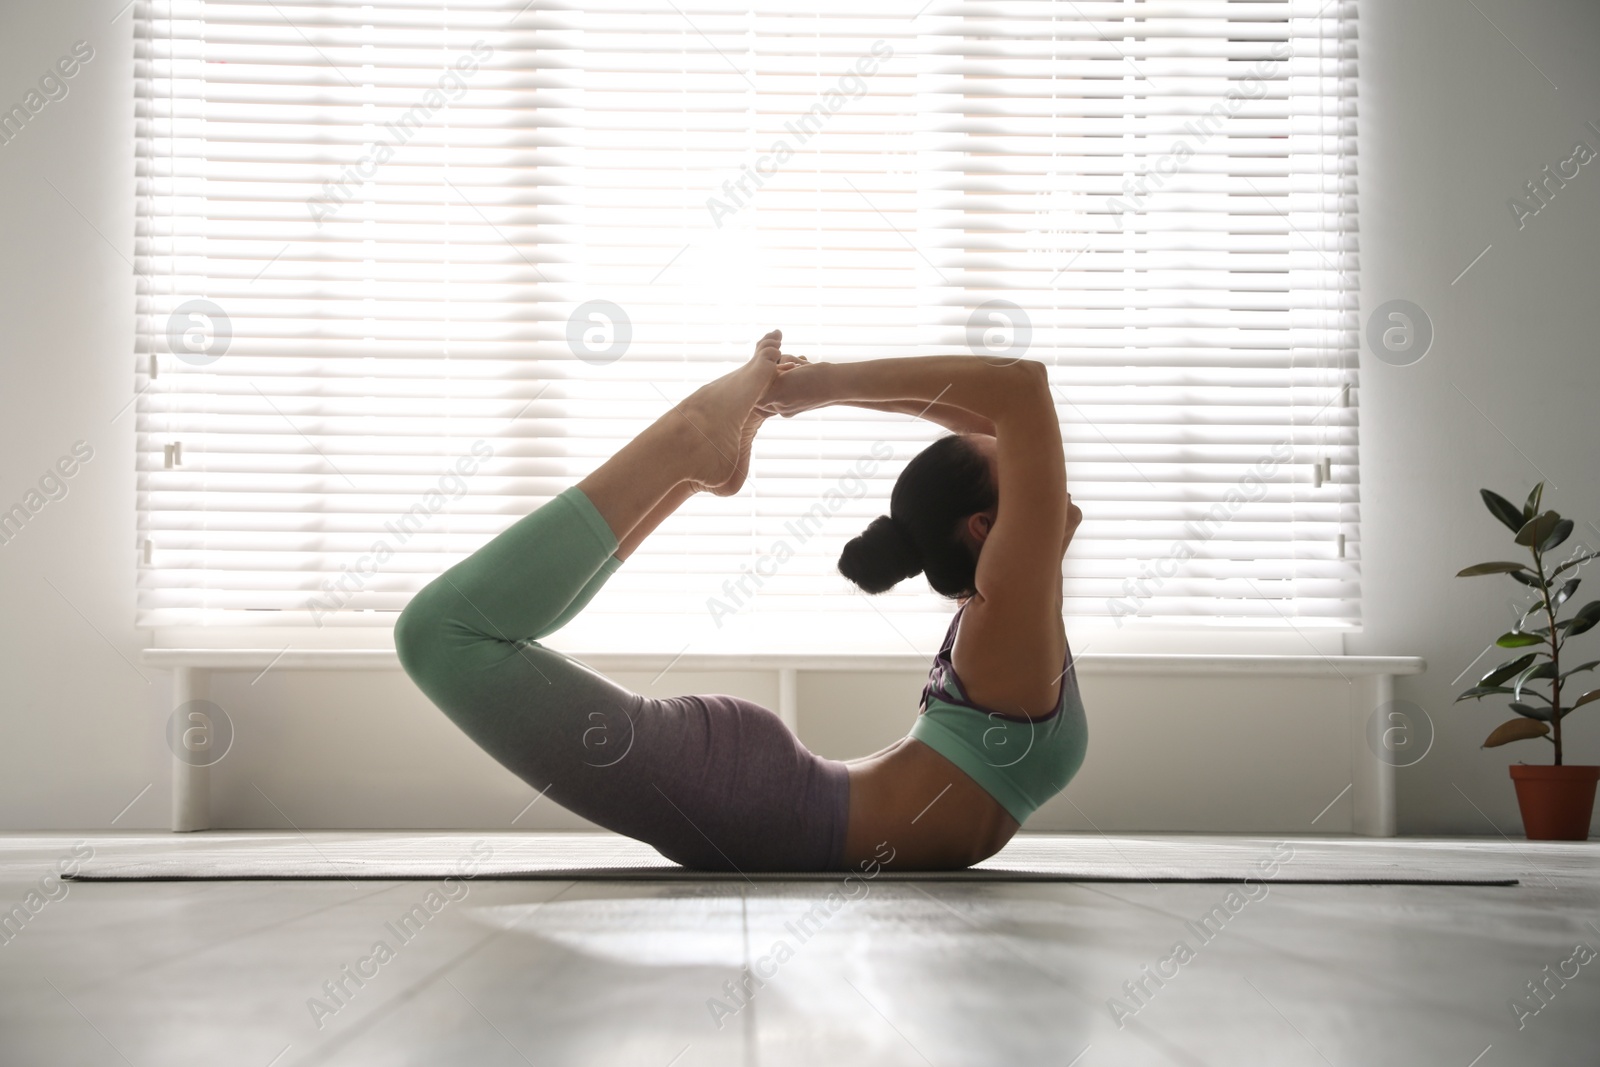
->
[713,353,808,495]
[715,406,767,497]
[675,330,783,494]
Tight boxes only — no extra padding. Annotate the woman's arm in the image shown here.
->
[763,356,996,435]
[774,355,1069,717]
[767,355,1038,425]
[806,397,995,436]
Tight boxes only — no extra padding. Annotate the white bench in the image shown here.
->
[141,649,1424,836]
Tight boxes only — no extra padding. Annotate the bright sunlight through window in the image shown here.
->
[134,0,1357,654]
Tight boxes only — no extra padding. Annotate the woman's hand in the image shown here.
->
[757,355,833,418]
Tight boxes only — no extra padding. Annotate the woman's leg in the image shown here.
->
[393,333,850,870]
[523,333,784,630]
[394,332,780,660]
[615,480,696,562]
[576,329,783,551]
[526,480,696,639]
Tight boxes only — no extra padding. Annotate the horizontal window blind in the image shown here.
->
[134,0,1357,651]
[926,0,1361,631]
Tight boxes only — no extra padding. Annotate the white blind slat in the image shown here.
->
[134,0,1359,644]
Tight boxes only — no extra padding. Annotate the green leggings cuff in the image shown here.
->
[559,484,620,556]
[535,551,623,640]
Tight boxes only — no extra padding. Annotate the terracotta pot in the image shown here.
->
[1509,764,1600,841]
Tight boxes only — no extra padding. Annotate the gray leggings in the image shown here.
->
[393,486,851,871]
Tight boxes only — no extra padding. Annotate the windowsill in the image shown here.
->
[143,614,1361,659]
[140,646,1422,677]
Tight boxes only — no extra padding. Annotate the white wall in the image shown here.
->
[1347,0,1600,833]
[0,1,145,830]
[1,0,1597,835]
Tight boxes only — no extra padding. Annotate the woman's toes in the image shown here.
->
[754,330,783,364]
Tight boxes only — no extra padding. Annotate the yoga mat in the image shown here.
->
[65,832,1519,885]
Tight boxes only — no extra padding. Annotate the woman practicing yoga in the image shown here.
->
[393,330,1086,871]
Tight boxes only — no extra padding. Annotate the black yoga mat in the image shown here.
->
[63,832,1521,885]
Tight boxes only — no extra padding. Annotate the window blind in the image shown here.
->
[134,0,1358,653]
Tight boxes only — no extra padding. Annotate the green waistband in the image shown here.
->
[908,691,1088,825]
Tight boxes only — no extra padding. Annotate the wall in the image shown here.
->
[0,1,144,830]
[1,0,1597,835]
[1348,0,1600,833]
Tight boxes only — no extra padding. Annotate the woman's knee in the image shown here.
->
[394,579,455,681]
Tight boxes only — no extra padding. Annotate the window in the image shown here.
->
[135,0,1357,653]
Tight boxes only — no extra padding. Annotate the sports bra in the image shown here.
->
[907,600,1088,825]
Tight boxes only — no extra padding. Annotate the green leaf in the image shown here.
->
[1480,653,1538,686]
[1483,718,1550,747]
[1552,551,1600,578]
[1509,569,1544,588]
[1524,661,1559,680]
[1456,561,1530,577]
[1541,519,1575,553]
[1572,689,1600,711]
[1515,511,1562,549]
[1524,482,1545,520]
[1553,577,1581,609]
[1456,685,1517,702]
[1496,631,1545,648]
[1563,600,1600,637]
[1510,702,1552,721]
[1482,489,1528,533]
[1560,660,1600,681]
[1515,661,1557,702]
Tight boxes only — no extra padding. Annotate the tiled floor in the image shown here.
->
[1,833,1596,1065]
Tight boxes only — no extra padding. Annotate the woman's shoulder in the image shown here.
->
[947,590,1067,719]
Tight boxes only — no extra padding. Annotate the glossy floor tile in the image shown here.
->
[1,833,1596,1065]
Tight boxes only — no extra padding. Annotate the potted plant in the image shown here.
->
[1456,483,1600,840]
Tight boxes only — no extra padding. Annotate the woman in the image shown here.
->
[393,330,1086,871]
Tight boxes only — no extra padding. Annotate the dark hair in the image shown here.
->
[838,434,997,597]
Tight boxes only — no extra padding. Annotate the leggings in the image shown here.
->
[393,485,852,871]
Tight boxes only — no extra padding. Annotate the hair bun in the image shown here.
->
[838,514,924,594]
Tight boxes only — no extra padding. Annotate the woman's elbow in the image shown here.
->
[997,359,1055,417]
[1006,358,1051,398]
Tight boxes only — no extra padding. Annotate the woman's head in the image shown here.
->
[838,433,998,597]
